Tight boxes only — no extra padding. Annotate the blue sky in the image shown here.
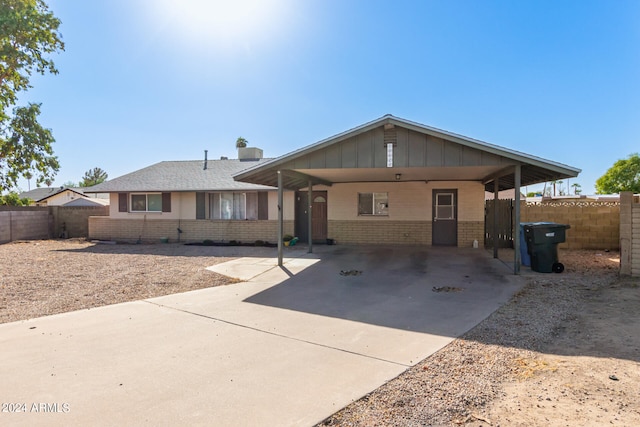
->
[17,0,640,195]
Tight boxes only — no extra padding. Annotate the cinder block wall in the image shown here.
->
[327,220,483,246]
[521,202,620,250]
[633,200,640,276]
[620,192,640,276]
[50,206,109,238]
[88,217,294,244]
[458,221,484,248]
[0,208,50,242]
[328,220,431,245]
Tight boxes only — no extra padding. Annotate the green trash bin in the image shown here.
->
[523,223,570,273]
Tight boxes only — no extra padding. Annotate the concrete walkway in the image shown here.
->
[0,245,523,426]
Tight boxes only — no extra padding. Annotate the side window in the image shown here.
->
[358,192,388,216]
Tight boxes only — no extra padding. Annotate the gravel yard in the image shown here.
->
[0,239,239,323]
[320,250,640,426]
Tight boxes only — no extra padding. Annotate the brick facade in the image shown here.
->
[88,217,294,244]
[328,220,430,245]
[458,221,484,248]
[326,220,484,246]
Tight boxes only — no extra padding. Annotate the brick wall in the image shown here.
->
[0,208,50,242]
[88,217,294,244]
[328,220,430,245]
[0,206,109,243]
[50,206,109,238]
[458,221,484,248]
[327,220,483,246]
[619,192,640,276]
[520,202,620,250]
[633,200,640,276]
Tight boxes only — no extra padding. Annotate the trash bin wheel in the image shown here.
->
[552,262,564,273]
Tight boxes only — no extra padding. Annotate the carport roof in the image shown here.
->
[233,114,581,191]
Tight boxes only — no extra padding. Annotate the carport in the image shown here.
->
[234,115,581,273]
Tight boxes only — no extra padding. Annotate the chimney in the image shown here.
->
[203,150,208,170]
[238,147,264,161]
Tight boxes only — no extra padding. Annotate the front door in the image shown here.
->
[311,193,328,242]
[295,191,328,243]
[432,189,457,246]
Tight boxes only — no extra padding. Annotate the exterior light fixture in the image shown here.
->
[395,173,401,181]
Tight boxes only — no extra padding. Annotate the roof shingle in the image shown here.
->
[85,159,276,193]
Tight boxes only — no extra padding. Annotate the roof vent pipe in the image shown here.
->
[204,150,208,170]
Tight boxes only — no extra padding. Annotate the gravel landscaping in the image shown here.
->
[320,250,640,426]
[0,239,239,323]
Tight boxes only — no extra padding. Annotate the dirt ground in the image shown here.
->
[481,250,640,427]
[320,249,640,426]
[1,240,639,425]
[0,239,237,323]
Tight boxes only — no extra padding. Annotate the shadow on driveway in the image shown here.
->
[244,245,520,338]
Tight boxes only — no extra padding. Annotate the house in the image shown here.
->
[86,148,286,244]
[18,187,108,207]
[87,115,580,268]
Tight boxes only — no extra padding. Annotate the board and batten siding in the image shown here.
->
[281,127,509,170]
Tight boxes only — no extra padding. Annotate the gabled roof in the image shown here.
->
[85,158,276,193]
[234,114,581,191]
[19,187,86,202]
[63,197,110,207]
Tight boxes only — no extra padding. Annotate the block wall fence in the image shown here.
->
[519,201,620,251]
[0,206,108,243]
[619,192,639,276]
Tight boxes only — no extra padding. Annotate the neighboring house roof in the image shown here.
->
[84,159,276,193]
[19,187,86,202]
[63,197,110,207]
[234,114,581,191]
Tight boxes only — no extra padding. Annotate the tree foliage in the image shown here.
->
[0,191,30,205]
[235,136,247,148]
[0,0,64,191]
[79,167,108,187]
[595,153,640,194]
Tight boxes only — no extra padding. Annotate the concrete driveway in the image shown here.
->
[0,245,523,426]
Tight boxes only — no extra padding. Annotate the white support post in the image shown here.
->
[493,178,499,259]
[277,171,283,267]
[308,180,313,254]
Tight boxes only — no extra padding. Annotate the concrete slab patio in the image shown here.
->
[0,245,524,426]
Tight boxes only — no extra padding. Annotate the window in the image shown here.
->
[358,192,388,216]
[131,193,162,212]
[199,191,268,220]
[435,193,454,219]
[210,192,247,219]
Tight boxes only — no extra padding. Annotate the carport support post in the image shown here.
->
[493,178,499,259]
[307,179,313,254]
[513,164,522,274]
[277,170,283,267]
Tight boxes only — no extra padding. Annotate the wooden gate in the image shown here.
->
[485,199,514,248]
